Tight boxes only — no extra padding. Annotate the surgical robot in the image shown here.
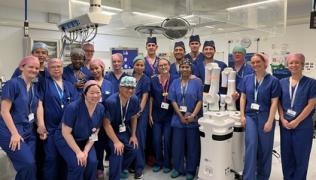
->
[198,63,244,180]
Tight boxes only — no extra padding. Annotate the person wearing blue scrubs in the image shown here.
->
[231,46,254,110]
[54,80,104,180]
[144,37,160,77]
[105,53,128,92]
[184,35,204,65]
[82,43,95,69]
[103,76,140,180]
[150,57,175,174]
[199,40,227,93]
[130,55,151,179]
[170,41,200,79]
[11,42,50,81]
[0,55,46,180]
[41,58,78,180]
[168,59,203,180]
[278,53,316,180]
[89,59,114,178]
[240,53,280,180]
[63,48,91,93]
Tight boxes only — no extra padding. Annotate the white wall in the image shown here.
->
[0,18,315,79]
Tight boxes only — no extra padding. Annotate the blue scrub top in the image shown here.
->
[135,74,151,104]
[150,74,176,122]
[93,78,114,105]
[62,98,105,141]
[233,63,254,93]
[168,77,203,128]
[0,77,40,135]
[240,73,281,114]
[279,76,316,129]
[144,56,159,77]
[184,52,204,65]
[196,58,227,83]
[40,77,78,132]
[63,65,91,92]
[170,62,200,79]
[104,71,128,93]
[104,93,140,133]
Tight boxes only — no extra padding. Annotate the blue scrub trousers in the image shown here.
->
[280,127,313,180]
[135,112,148,173]
[95,128,110,170]
[43,131,66,180]
[109,132,137,180]
[55,132,98,180]
[243,113,275,180]
[0,126,37,180]
[172,127,200,176]
[152,120,172,168]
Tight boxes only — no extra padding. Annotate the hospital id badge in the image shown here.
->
[161,102,169,110]
[119,124,126,133]
[28,113,34,122]
[286,109,297,117]
[89,133,98,142]
[251,103,260,110]
[179,106,187,113]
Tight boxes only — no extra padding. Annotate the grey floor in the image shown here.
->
[102,123,316,180]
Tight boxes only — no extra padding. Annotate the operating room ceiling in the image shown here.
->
[0,0,312,38]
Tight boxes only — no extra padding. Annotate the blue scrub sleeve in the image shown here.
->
[270,78,281,98]
[308,79,316,99]
[196,79,203,101]
[1,80,17,102]
[239,76,247,94]
[142,77,151,93]
[61,103,77,128]
[130,96,141,116]
[104,100,113,122]
[167,80,177,102]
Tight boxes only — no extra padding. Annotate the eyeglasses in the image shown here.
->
[158,64,169,68]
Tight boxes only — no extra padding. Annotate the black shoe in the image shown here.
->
[134,172,143,179]
[128,168,136,173]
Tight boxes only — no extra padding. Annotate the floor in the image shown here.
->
[102,123,316,180]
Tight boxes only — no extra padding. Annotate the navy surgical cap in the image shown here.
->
[189,35,200,43]
[174,41,185,50]
[146,37,157,45]
[203,40,215,49]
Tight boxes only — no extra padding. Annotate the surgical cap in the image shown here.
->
[180,58,192,67]
[133,55,145,65]
[90,59,105,70]
[203,40,215,49]
[232,45,246,55]
[120,76,137,88]
[287,53,305,64]
[174,41,185,50]
[19,55,40,69]
[146,37,157,45]
[83,80,100,93]
[47,58,62,68]
[32,42,48,53]
[189,35,200,43]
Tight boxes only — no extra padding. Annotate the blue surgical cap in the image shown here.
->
[174,41,185,50]
[133,55,145,65]
[203,40,215,49]
[146,37,157,45]
[32,42,48,53]
[189,35,200,43]
[232,45,246,55]
[120,76,137,88]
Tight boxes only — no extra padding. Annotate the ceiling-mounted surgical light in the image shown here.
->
[226,0,280,11]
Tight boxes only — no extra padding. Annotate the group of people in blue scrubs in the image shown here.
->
[0,36,315,180]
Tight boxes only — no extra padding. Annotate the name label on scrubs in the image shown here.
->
[28,113,35,122]
[179,106,187,112]
[105,91,110,95]
[61,104,64,109]
[250,103,260,110]
[89,133,98,142]
[119,124,126,133]
[99,97,103,103]
[161,102,169,110]
[286,109,297,117]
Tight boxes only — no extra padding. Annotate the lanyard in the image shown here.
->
[289,77,300,109]
[236,63,246,78]
[180,81,188,105]
[159,75,170,101]
[146,56,158,72]
[120,96,130,124]
[254,74,265,103]
[53,80,64,100]
[28,85,34,114]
